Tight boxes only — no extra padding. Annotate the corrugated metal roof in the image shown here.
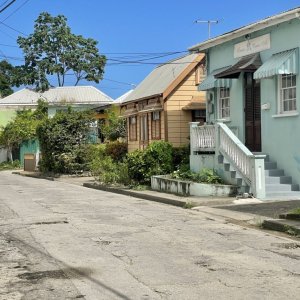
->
[123,53,200,103]
[0,86,113,106]
[114,89,134,105]
[254,48,298,79]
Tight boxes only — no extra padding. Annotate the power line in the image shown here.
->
[0,19,27,35]
[0,0,11,9]
[0,0,16,14]
[1,0,30,22]
[0,42,18,47]
[103,78,136,87]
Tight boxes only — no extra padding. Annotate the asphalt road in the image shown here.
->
[0,171,300,300]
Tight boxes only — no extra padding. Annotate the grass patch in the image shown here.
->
[0,160,20,171]
[288,208,300,215]
[183,202,195,209]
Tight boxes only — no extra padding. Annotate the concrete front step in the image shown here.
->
[265,169,285,177]
[265,191,300,200]
[265,176,293,184]
[264,161,277,170]
[262,219,300,235]
[266,183,299,192]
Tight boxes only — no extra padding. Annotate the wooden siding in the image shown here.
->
[127,97,165,152]
[124,58,206,151]
[166,68,206,147]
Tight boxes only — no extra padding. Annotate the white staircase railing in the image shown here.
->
[190,122,266,198]
[218,123,252,184]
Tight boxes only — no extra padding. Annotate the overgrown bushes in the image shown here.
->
[127,141,173,184]
[37,109,94,174]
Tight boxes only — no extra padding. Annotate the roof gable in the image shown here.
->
[123,53,204,103]
[189,7,300,52]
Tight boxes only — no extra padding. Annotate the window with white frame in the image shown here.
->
[279,74,297,113]
[218,87,230,119]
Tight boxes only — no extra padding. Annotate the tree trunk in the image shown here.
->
[7,146,13,162]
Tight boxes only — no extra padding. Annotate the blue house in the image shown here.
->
[189,7,300,199]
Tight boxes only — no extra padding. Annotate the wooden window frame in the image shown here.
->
[278,74,297,114]
[140,114,149,143]
[195,64,205,85]
[218,87,230,120]
[151,111,161,140]
[128,116,137,141]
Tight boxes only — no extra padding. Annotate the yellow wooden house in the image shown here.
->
[121,53,206,152]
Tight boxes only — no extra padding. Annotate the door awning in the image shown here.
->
[198,67,232,91]
[215,53,262,79]
[253,48,298,79]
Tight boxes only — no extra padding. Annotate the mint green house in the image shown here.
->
[0,86,113,165]
[189,7,300,199]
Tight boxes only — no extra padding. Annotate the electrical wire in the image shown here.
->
[0,0,11,9]
[1,0,30,22]
[0,0,15,14]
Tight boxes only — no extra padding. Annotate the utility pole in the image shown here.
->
[194,20,219,39]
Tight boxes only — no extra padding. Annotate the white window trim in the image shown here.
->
[218,87,231,120]
[277,74,297,115]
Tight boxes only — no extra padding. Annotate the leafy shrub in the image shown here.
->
[0,160,20,171]
[127,141,173,184]
[105,141,127,161]
[83,144,106,163]
[99,108,126,141]
[90,155,130,185]
[126,149,146,183]
[172,145,190,169]
[171,167,223,184]
[37,109,94,174]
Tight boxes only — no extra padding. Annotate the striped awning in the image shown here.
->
[198,67,232,91]
[254,48,298,79]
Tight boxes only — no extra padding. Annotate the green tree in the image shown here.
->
[15,12,106,91]
[100,108,126,141]
[0,60,14,97]
[36,108,94,173]
[0,100,48,161]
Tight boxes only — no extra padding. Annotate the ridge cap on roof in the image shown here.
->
[189,6,300,51]
[154,52,199,69]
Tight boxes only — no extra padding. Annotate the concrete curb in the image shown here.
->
[83,183,187,207]
[12,171,55,181]
[262,219,300,236]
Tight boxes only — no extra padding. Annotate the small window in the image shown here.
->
[192,109,206,124]
[195,65,205,85]
[218,87,230,119]
[279,74,297,114]
[129,116,137,141]
[151,111,161,139]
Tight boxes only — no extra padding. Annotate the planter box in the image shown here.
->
[151,175,237,197]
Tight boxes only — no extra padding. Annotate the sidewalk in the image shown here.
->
[12,170,300,238]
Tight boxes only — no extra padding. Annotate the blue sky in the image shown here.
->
[0,0,300,99]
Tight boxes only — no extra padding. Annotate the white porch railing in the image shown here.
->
[190,122,266,198]
[190,123,215,152]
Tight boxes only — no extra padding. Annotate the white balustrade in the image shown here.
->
[218,123,253,183]
[190,124,215,153]
[189,122,266,198]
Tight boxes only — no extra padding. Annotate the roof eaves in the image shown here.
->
[163,53,205,99]
[189,7,300,52]
[120,93,162,106]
